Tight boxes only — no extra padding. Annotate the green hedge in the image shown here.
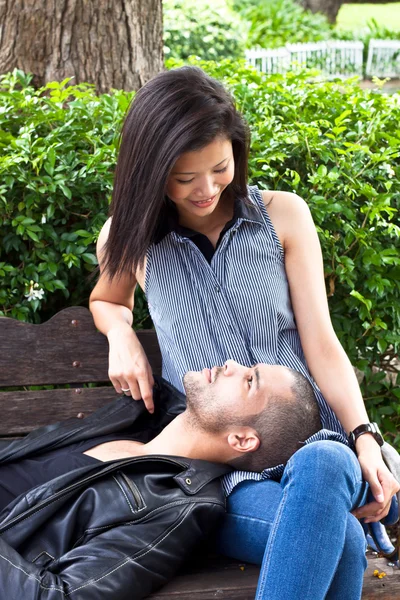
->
[163,0,246,61]
[232,0,399,51]
[0,64,399,443]
[233,0,333,48]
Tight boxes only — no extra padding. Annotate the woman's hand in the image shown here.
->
[107,323,155,413]
[351,434,400,523]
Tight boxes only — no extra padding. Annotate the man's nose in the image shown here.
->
[223,360,241,376]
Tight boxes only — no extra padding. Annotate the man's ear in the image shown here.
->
[227,428,260,454]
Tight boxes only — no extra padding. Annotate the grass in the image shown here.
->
[336,3,400,31]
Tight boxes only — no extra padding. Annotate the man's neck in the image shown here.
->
[139,413,224,463]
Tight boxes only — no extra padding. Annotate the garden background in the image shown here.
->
[0,1,399,447]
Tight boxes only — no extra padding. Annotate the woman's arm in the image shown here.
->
[263,191,399,521]
[89,218,155,411]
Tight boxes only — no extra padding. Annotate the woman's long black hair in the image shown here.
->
[104,66,250,280]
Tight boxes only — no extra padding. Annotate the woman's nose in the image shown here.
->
[195,176,217,199]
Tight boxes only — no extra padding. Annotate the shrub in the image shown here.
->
[163,0,246,61]
[0,70,153,329]
[233,0,334,48]
[233,0,399,70]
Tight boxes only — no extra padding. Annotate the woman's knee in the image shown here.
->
[285,441,363,496]
[289,441,360,475]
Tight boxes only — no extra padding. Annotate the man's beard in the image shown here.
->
[183,373,227,434]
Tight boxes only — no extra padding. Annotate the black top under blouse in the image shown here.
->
[154,197,259,263]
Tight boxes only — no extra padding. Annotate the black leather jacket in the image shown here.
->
[0,378,231,599]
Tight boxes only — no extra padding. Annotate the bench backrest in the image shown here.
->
[0,306,161,436]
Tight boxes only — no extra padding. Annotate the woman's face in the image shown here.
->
[166,136,234,221]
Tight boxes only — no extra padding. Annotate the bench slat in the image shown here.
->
[148,555,400,599]
[0,387,120,436]
[0,307,161,387]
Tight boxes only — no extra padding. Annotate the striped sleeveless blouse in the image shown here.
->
[145,186,348,494]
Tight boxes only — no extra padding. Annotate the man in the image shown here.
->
[0,361,320,599]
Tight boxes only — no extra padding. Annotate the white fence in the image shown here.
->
[365,39,400,78]
[246,40,400,79]
[246,41,364,78]
[246,48,290,74]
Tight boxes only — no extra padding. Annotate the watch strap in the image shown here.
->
[349,422,384,447]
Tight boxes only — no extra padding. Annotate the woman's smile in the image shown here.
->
[189,194,218,209]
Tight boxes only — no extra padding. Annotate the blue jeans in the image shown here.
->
[216,441,368,600]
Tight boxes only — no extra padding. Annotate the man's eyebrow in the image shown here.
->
[254,366,260,392]
[173,157,229,175]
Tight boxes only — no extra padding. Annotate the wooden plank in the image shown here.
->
[0,307,109,386]
[363,552,400,599]
[0,307,161,387]
[148,554,400,599]
[0,387,120,435]
[149,565,258,599]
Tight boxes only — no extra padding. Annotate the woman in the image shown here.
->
[89,66,399,599]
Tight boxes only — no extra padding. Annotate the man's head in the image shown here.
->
[183,360,321,471]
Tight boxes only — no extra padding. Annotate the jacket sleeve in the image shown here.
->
[0,500,224,599]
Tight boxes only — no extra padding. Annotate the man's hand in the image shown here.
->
[351,434,400,523]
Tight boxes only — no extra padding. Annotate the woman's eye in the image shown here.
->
[247,376,253,389]
[214,166,228,174]
[177,178,194,184]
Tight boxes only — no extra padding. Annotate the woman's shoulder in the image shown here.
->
[256,189,311,249]
[258,189,307,210]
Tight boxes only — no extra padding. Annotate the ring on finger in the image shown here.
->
[121,388,130,393]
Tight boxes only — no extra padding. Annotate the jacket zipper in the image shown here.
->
[118,471,144,510]
[0,456,187,533]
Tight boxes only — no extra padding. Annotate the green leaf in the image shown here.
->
[377,339,388,353]
[48,262,58,276]
[26,230,40,242]
[350,290,372,312]
[82,253,98,265]
[60,184,72,199]
[334,110,351,126]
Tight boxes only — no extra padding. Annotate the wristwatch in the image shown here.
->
[348,422,384,448]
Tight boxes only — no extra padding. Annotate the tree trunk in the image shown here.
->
[297,0,343,23]
[0,0,163,92]
[298,0,400,24]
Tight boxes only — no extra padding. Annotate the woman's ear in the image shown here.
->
[227,428,260,454]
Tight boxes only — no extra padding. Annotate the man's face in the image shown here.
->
[183,360,294,433]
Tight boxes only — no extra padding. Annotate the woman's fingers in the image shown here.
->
[137,373,155,413]
[108,331,155,412]
[367,471,385,504]
[110,368,154,412]
[352,469,399,522]
[109,375,124,395]
[352,499,389,522]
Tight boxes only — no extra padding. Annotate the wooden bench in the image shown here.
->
[1,306,399,598]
